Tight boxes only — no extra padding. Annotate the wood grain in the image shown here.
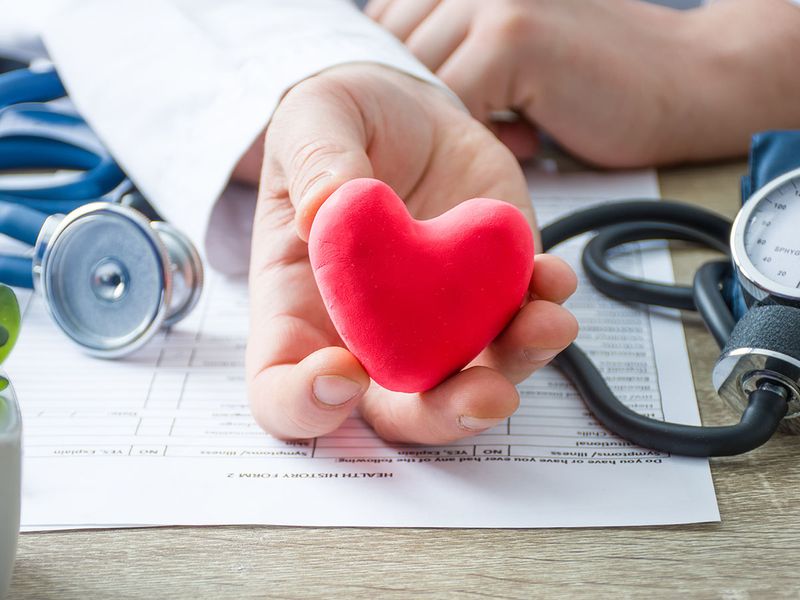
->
[11,162,800,600]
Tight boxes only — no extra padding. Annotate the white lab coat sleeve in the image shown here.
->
[39,0,452,274]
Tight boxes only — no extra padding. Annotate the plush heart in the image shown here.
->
[308,178,535,393]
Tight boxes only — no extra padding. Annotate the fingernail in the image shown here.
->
[459,415,506,432]
[523,348,562,363]
[313,375,362,406]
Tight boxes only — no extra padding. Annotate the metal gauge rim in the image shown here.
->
[150,220,204,327]
[731,166,800,305]
[39,202,173,358]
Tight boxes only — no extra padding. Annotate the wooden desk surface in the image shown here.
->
[10,162,800,600]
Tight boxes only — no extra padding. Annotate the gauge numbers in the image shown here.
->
[743,175,800,294]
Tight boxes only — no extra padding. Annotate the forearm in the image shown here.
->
[672,0,800,162]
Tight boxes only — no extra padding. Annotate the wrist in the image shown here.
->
[305,62,464,113]
[640,7,711,164]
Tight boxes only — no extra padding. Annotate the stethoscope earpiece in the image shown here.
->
[32,203,203,357]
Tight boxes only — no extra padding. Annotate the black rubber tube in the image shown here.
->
[541,200,788,456]
[541,199,732,253]
[582,221,729,311]
[553,344,788,456]
[693,261,736,348]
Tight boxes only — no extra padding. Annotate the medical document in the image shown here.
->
[11,169,719,530]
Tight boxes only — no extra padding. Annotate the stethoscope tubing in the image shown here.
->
[0,201,49,289]
[0,201,47,246]
[542,199,788,456]
[0,61,204,359]
[0,67,64,108]
[0,136,126,201]
[0,66,132,290]
[0,99,127,203]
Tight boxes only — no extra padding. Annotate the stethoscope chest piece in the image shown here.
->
[32,203,203,357]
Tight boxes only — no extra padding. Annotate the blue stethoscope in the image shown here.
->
[0,64,203,357]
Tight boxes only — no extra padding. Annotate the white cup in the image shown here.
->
[0,378,20,599]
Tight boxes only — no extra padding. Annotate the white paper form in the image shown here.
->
[11,169,719,531]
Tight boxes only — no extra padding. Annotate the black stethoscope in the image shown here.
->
[544,159,800,457]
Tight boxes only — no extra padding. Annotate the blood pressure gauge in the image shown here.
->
[731,166,800,308]
[714,167,800,431]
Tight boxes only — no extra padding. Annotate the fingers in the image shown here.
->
[467,255,579,383]
[437,30,513,122]
[360,366,520,444]
[483,300,579,384]
[369,0,470,73]
[476,256,579,383]
[529,254,578,304]
[264,75,373,241]
[364,0,393,20]
[372,0,442,41]
[249,346,371,439]
[404,2,471,71]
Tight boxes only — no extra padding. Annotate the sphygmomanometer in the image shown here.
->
[545,131,800,457]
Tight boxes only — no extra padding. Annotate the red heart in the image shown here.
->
[309,179,535,393]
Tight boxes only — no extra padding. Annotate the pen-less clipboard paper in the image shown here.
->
[8,169,719,531]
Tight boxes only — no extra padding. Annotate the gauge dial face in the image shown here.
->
[740,173,800,299]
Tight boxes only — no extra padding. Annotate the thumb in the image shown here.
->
[267,76,375,242]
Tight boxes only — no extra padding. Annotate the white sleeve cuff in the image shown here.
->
[40,0,453,271]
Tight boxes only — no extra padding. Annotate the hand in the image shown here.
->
[367,0,800,166]
[246,64,578,443]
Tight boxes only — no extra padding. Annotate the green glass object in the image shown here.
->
[0,285,20,365]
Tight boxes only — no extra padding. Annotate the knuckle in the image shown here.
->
[538,303,580,344]
[489,2,536,42]
[290,150,334,207]
[287,139,353,203]
[289,139,340,182]
[481,376,521,417]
